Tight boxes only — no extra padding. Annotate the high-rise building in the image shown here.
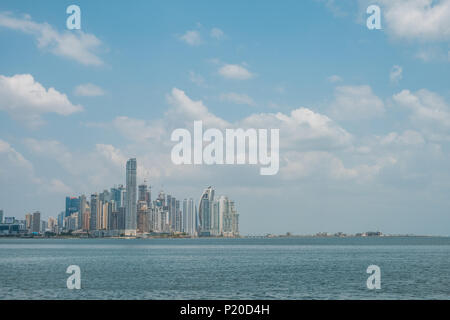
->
[111,185,125,208]
[182,198,196,236]
[65,197,80,217]
[79,195,87,230]
[25,213,32,231]
[83,208,90,231]
[137,201,149,234]
[125,158,137,235]
[90,193,99,231]
[32,211,40,233]
[48,217,57,233]
[198,186,214,236]
[57,211,64,229]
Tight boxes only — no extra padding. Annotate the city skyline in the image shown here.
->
[0,157,240,237]
[0,1,449,236]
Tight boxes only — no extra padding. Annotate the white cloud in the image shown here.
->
[327,75,343,83]
[220,92,256,106]
[0,12,104,65]
[74,83,105,97]
[379,0,450,41]
[210,27,224,39]
[179,30,202,46]
[0,139,34,173]
[240,107,353,150]
[328,85,385,121]
[0,138,73,195]
[0,74,83,127]
[166,88,230,128]
[218,64,254,80]
[280,151,397,181]
[390,65,403,83]
[45,179,73,194]
[393,89,450,128]
[379,130,425,146]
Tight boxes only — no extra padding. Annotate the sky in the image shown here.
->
[0,0,449,235]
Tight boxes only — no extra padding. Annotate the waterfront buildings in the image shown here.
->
[2,158,239,238]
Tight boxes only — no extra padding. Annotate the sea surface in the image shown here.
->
[0,237,449,300]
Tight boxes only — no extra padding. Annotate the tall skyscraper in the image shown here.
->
[79,195,87,230]
[182,198,196,236]
[198,186,214,236]
[90,193,99,231]
[32,211,40,233]
[125,158,137,235]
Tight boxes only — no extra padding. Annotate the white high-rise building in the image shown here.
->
[125,158,137,235]
[182,198,196,236]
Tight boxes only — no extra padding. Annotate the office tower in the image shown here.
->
[125,158,137,235]
[79,195,87,230]
[182,199,188,233]
[25,213,32,230]
[198,186,214,236]
[0,209,3,224]
[101,201,109,230]
[183,198,196,236]
[65,197,80,217]
[175,200,181,232]
[111,185,125,208]
[90,193,99,231]
[57,211,64,229]
[146,186,151,207]
[212,200,219,236]
[118,207,126,230]
[32,211,40,233]
[169,196,177,231]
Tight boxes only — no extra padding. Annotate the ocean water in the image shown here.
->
[0,237,449,300]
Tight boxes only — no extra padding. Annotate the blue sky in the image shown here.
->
[0,0,450,235]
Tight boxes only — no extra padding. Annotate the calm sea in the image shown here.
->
[0,237,449,300]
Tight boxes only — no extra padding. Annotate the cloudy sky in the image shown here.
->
[0,0,449,235]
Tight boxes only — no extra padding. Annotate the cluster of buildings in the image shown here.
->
[0,158,239,238]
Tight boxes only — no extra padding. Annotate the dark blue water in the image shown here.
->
[0,237,449,299]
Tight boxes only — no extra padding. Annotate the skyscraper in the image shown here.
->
[111,185,125,208]
[125,158,137,235]
[79,195,87,230]
[90,193,99,231]
[25,213,32,230]
[198,186,214,236]
[182,198,196,236]
[32,211,40,233]
[65,197,80,217]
